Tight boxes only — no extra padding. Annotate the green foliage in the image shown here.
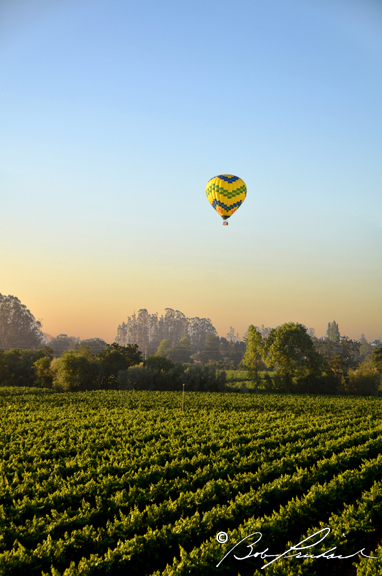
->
[195,336,246,368]
[198,333,221,363]
[372,347,382,374]
[358,335,374,361]
[344,359,381,396]
[314,336,362,392]
[156,339,171,357]
[0,348,53,387]
[262,322,323,392]
[117,365,157,390]
[168,337,193,363]
[339,335,361,369]
[182,365,226,392]
[117,363,226,392]
[242,325,263,392]
[52,350,100,391]
[96,343,143,388]
[76,338,107,355]
[144,354,175,372]
[33,356,53,388]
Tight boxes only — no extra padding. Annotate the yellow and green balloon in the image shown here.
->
[206,174,247,225]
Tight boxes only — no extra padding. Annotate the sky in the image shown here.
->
[1,0,381,344]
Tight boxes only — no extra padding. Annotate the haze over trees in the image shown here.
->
[115,308,218,356]
[48,335,108,357]
[326,320,340,342]
[0,294,45,350]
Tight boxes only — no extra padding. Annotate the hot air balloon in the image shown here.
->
[206,174,247,225]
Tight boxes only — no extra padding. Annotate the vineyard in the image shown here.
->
[1,387,382,575]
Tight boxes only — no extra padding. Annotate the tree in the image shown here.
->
[156,339,172,357]
[0,294,45,350]
[242,325,263,392]
[326,321,340,343]
[117,308,219,354]
[204,334,221,362]
[262,322,322,392]
[145,355,174,372]
[357,336,374,362]
[344,359,381,396]
[227,326,240,343]
[52,350,99,391]
[33,356,54,388]
[49,334,80,358]
[77,338,107,355]
[96,343,142,388]
[0,346,54,387]
[115,322,128,347]
[307,327,316,339]
[169,337,193,363]
[338,336,361,370]
[371,347,382,374]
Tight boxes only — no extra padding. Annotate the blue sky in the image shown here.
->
[1,0,381,342]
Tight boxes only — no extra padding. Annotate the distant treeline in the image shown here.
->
[115,308,220,355]
[0,324,381,395]
[1,295,382,396]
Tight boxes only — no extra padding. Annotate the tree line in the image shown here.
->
[243,322,382,396]
[0,343,226,393]
[115,308,220,356]
[0,323,381,395]
[1,294,381,395]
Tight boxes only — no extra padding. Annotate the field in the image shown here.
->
[1,387,382,576]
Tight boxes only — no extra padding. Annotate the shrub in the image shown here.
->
[344,360,381,396]
[52,351,100,391]
[144,355,175,372]
[33,356,53,388]
[117,365,159,390]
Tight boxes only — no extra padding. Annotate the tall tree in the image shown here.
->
[326,321,340,343]
[243,325,263,392]
[227,326,240,343]
[115,322,128,347]
[0,294,45,350]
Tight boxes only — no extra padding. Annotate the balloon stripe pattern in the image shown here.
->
[206,174,247,220]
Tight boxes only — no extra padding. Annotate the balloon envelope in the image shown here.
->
[206,174,247,220]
